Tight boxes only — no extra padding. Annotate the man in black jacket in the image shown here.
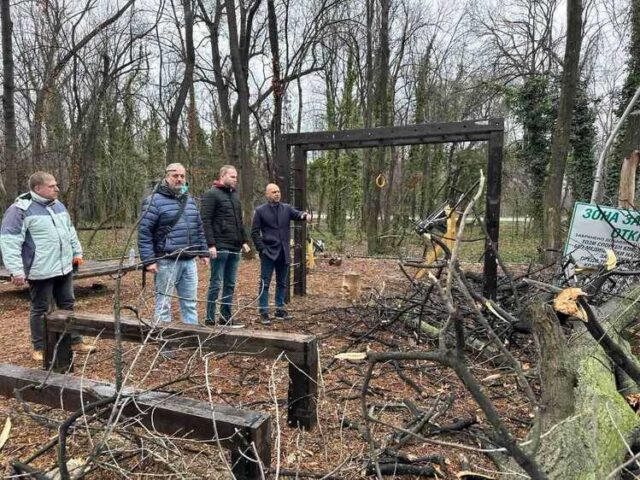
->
[251,183,311,325]
[201,165,250,326]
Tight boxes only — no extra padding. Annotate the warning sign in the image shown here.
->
[564,202,640,268]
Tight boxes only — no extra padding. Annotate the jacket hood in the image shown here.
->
[14,191,57,211]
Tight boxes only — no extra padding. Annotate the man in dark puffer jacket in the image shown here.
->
[138,163,209,324]
[201,165,250,326]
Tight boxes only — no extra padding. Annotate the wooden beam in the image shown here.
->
[293,147,307,297]
[276,117,504,305]
[44,311,318,429]
[0,260,138,281]
[0,363,270,479]
[293,132,497,151]
[281,118,503,147]
[484,130,504,299]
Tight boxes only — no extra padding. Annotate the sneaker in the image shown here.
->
[260,314,272,326]
[204,318,216,326]
[223,320,246,329]
[31,350,44,362]
[219,317,245,329]
[274,310,292,321]
[72,342,97,354]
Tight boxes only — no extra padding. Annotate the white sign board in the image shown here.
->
[564,202,640,268]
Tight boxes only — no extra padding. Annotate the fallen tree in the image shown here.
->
[520,286,640,479]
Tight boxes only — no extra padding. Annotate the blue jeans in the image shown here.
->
[258,250,288,315]
[154,258,198,324]
[206,250,240,322]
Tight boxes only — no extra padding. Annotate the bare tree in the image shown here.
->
[543,0,584,262]
[166,0,195,162]
[1,0,16,206]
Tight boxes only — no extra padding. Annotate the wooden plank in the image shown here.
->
[484,130,504,299]
[297,132,498,150]
[0,260,137,281]
[287,341,317,429]
[45,310,319,430]
[293,146,307,297]
[0,363,270,479]
[46,311,314,360]
[281,118,504,146]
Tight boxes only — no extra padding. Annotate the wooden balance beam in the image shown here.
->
[44,310,318,430]
[0,260,139,282]
[0,363,270,479]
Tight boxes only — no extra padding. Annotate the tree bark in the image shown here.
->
[1,0,17,206]
[522,287,640,478]
[542,0,583,263]
[199,0,236,164]
[365,0,390,254]
[267,0,282,182]
[225,0,259,222]
[166,0,195,163]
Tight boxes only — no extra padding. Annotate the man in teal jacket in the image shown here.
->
[0,172,95,362]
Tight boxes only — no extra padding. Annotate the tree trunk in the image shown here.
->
[522,288,640,478]
[198,0,237,165]
[542,0,583,263]
[166,0,195,163]
[267,0,282,181]
[361,0,375,234]
[366,0,390,254]
[225,0,258,222]
[1,0,17,206]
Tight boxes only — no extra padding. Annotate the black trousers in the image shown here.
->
[28,272,80,350]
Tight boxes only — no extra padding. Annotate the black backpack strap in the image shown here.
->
[166,196,188,232]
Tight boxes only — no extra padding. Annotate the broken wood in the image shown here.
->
[618,150,639,209]
[0,363,271,479]
[44,310,318,430]
[341,272,362,302]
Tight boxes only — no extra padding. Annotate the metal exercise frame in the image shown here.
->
[275,118,505,299]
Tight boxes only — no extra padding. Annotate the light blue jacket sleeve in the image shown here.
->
[66,212,82,258]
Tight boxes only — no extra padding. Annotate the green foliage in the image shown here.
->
[319,51,362,238]
[505,75,555,228]
[567,82,597,203]
[94,77,149,223]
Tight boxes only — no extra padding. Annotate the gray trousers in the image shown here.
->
[28,272,81,350]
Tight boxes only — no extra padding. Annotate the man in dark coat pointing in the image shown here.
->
[251,183,311,325]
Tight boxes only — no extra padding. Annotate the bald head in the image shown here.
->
[265,183,281,203]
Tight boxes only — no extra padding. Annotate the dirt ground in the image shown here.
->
[0,256,533,478]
